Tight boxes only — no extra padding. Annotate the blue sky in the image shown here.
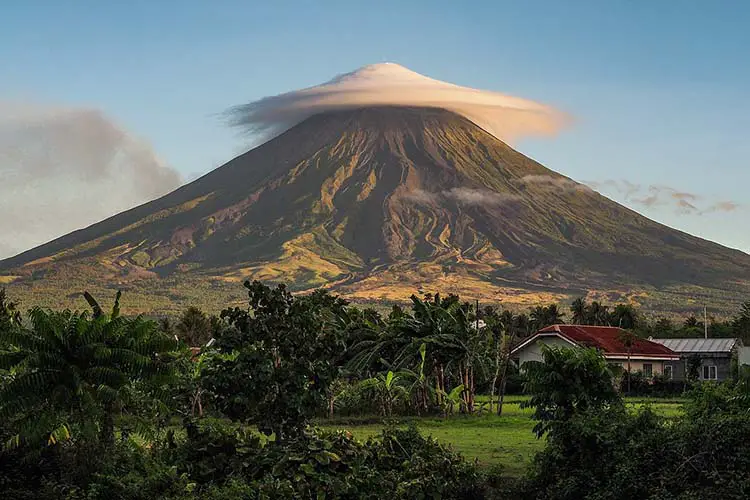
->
[2,0,749,252]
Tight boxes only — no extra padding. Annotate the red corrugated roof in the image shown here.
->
[537,324,678,358]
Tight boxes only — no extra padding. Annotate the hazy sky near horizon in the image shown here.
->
[1,0,749,257]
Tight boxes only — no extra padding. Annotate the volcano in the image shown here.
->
[2,69,750,314]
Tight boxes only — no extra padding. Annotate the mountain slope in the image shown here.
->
[2,107,749,314]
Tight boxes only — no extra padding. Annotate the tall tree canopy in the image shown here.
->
[202,281,349,441]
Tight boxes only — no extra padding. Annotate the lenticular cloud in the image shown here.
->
[229,63,568,144]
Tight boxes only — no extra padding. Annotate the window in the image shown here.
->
[702,365,717,380]
[643,363,653,377]
[664,365,673,380]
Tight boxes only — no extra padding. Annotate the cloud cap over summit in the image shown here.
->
[229,63,568,144]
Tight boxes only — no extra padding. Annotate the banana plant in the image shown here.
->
[399,343,432,414]
[360,370,408,417]
[437,384,465,416]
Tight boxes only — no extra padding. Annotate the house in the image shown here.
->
[649,338,742,381]
[511,325,679,376]
[740,346,750,369]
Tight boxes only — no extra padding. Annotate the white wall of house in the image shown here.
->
[515,336,575,366]
[607,359,665,376]
[740,347,750,367]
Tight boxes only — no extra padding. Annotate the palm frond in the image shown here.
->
[84,367,128,388]
[47,423,71,445]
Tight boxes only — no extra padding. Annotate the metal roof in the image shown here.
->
[650,337,739,353]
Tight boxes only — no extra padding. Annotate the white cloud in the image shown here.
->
[401,189,439,204]
[519,174,590,193]
[228,63,568,144]
[443,187,520,206]
[0,102,182,259]
[400,187,519,208]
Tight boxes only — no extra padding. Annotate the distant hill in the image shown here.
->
[2,106,749,315]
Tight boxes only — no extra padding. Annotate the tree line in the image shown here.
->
[164,290,750,417]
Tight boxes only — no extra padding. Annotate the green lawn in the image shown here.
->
[321,396,685,476]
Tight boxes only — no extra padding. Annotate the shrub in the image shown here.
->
[169,418,261,485]
[329,380,385,417]
[519,406,672,500]
[83,440,190,500]
[245,428,372,498]
[519,379,750,500]
[366,425,483,499]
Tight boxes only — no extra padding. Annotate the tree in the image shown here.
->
[530,304,565,331]
[684,315,699,328]
[610,303,638,329]
[570,297,588,325]
[529,306,546,331]
[618,329,638,394]
[515,313,532,338]
[653,317,675,337]
[485,309,523,416]
[399,342,431,415]
[348,292,488,415]
[404,293,478,411]
[0,288,21,330]
[202,281,348,442]
[732,301,750,343]
[521,345,620,437]
[545,304,566,326]
[588,301,610,326]
[484,307,505,413]
[0,291,179,448]
[679,314,704,338]
[176,306,213,347]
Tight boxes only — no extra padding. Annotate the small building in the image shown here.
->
[649,338,742,381]
[511,325,679,376]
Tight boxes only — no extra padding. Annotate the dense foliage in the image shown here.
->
[0,285,488,498]
[2,283,750,499]
[519,349,750,500]
[521,345,620,437]
[202,281,349,440]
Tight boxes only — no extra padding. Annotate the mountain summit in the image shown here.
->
[2,105,749,313]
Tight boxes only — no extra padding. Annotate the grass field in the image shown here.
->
[322,396,685,476]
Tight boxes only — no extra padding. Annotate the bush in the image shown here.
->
[163,421,484,499]
[519,406,673,500]
[83,440,191,500]
[244,428,372,498]
[329,381,387,417]
[169,417,261,485]
[519,380,750,500]
[366,425,484,499]
[619,371,690,397]
[650,374,689,397]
